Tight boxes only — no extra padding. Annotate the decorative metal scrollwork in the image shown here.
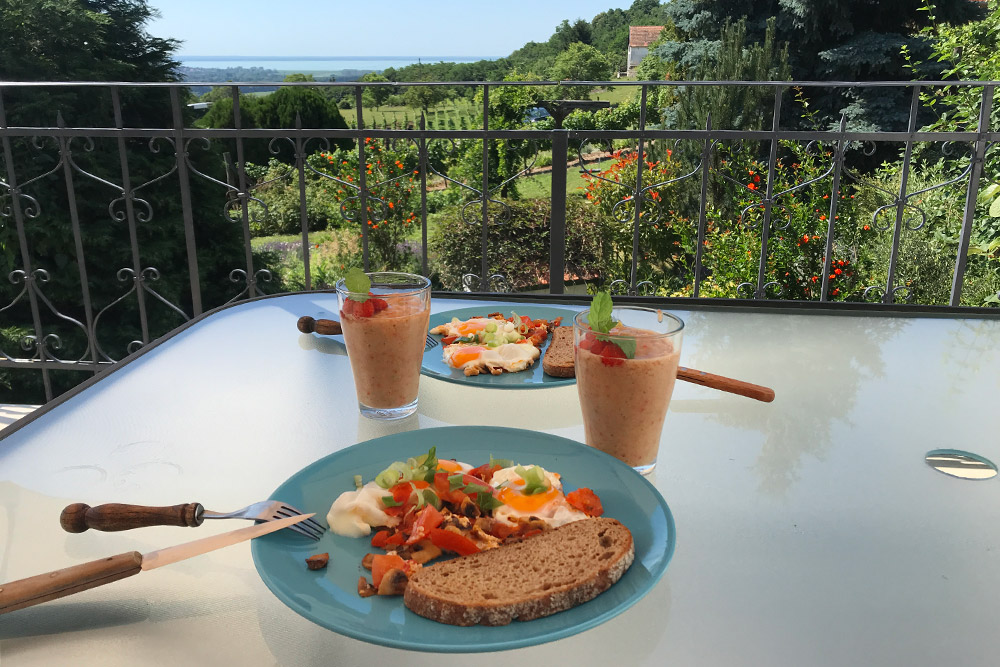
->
[461,273,510,293]
[0,268,91,363]
[92,267,190,362]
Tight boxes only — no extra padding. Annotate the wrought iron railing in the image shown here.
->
[2,79,999,401]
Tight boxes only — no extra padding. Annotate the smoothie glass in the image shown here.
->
[335,272,431,420]
[573,306,684,475]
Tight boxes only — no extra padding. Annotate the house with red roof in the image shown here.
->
[627,26,664,77]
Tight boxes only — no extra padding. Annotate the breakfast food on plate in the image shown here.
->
[324,447,610,606]
[403,517,634,626]
[541,326,575,377]
[430,312,562,376]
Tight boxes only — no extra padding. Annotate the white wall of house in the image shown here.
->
[627,45,649,76]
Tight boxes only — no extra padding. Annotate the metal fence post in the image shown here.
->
[549,130,568,295]
[110,86,151,341]
[950,84,995,306]
[169,87,203,316]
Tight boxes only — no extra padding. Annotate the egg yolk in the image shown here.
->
[450,346,485,367]
[457,320,489,336]
[498,486,560,513]
[437,459,463,473]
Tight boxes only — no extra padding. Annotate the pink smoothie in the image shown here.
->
[575,327,680,468]
[340,295,429,409]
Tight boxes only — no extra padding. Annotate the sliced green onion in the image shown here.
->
[485,321,498,333]
[448,473,466,491]
[422,488,442,510]
[353,474,363,490]
[475,491,505,512]
[515,465,550,495]
[381,495,402,508]
[490,455,514,469]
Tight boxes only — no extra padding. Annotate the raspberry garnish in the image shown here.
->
[599,341,626,367]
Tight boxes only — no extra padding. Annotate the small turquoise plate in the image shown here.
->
[251,426,675,653]
[421,306,578,388]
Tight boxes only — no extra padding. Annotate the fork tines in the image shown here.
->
[425,334,439,350]
[274,504,326,541]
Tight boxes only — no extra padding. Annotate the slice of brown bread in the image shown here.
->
[403,517,633,626]
[542,326,575,378]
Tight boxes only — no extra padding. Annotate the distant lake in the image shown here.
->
[179,56,496,73]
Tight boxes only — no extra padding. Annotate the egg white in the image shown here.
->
[442,342,540,375]
[490,465,588,528]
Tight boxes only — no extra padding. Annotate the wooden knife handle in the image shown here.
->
[0,551,142,615]
[677,366,775,403]
[297,316,342,336]
[60,502,204,533]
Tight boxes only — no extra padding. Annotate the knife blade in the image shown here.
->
[0,512,314,615]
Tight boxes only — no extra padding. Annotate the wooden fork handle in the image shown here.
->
[297,316,342,336]
[677,366,775,403]
[0,551,143,615]
[60,502,204,533]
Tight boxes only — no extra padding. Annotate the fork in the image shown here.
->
[298,315,439,351]
[60,500,326,541]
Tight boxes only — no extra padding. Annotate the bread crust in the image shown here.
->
[403,517,633,626]
[542,326,575,378]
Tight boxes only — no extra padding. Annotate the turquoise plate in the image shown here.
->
[251,426,675,653]
[422,306,578,388]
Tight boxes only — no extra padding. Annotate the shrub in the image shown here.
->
[430,198,603,291]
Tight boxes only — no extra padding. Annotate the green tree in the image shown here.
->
[0,0,270,402]
[652,0,984,131]
[202,86,352,163]
[670,17,790,131]
[359,72,392,109]
[548,42,613,100]
[402,81,447,114]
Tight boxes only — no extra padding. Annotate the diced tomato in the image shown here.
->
[467,463,501,483]
[371,530,389,548]
[371,553,406,588]
[388,480,428,506]
[520,315,531,324]
[372,528,404,549]
[406,505,444,545]
[384,531,404,547]
[441,335,458,345]
[428,528,480,556]
[382,504,405,518]
[566,487,604,517]
[433,472,466,505]
[486,521,514,540]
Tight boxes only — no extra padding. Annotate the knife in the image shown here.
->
[0,512,315,615]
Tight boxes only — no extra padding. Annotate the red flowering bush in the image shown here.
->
[312,138,421,271]
[682,141,879,300]
[582,147,694,291]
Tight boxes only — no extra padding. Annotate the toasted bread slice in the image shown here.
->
[542,326,575,378]
[403,517,633,626]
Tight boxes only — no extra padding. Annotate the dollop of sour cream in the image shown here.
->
[326,481,399,537]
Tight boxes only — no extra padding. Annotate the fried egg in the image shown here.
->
[442,342,540,376]
[490,465,588,529]
[431,317,512,338]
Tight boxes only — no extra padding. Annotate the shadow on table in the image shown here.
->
[297,333,347,357]
[0,600,148,639]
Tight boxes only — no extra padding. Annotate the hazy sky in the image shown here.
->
[146,0,635,57]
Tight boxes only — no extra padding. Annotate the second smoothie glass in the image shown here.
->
[573,306,684,474]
